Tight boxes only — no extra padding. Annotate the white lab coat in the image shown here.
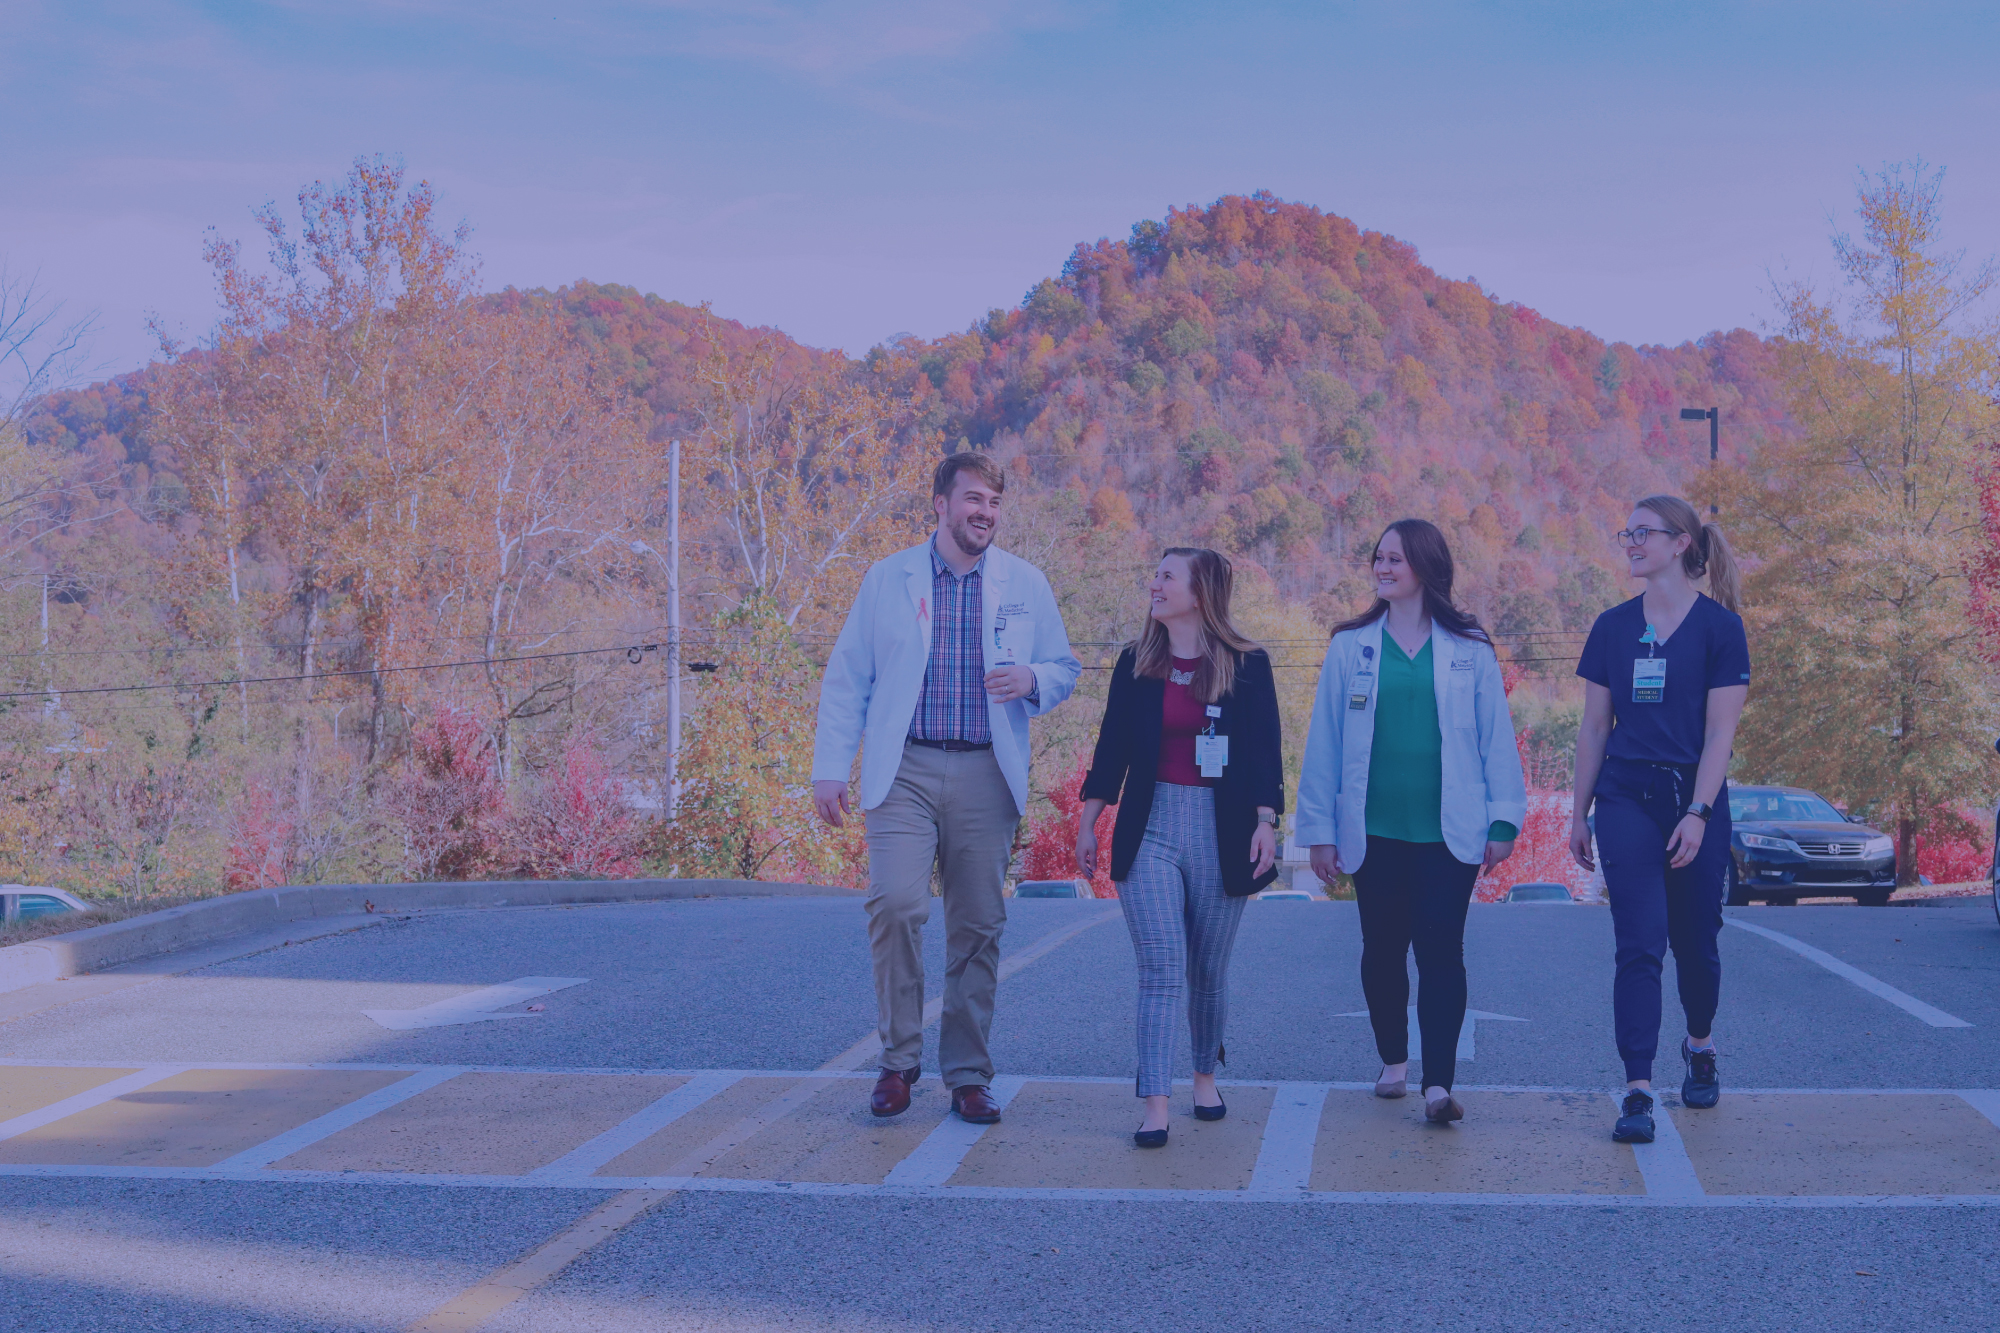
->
[811,539,1081,815]
[1294,617,1526,872]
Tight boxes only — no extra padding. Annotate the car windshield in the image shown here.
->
[1729,789,1846,824]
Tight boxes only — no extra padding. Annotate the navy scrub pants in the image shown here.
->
[1593,756,1731,1083]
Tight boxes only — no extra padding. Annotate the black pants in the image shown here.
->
[1351,835,1480,1091]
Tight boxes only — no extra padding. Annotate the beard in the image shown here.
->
[947,514,994,556]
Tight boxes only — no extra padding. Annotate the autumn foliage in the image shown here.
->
[6,164,1994,901]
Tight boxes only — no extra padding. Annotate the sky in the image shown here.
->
[5,0,1998,380]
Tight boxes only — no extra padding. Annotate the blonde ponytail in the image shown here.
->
[1699,523,1740,612]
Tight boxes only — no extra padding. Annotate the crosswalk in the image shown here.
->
[3,1061,1998,1206]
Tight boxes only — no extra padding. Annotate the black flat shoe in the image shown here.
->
[1681,1040,1720,1109]
[1612,1089,1656,1144]
[1133,1126,1169,1148]
[1193,1096,1227,1122]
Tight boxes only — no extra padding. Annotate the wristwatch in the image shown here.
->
[1686,802,1713,822]
[1256,811,1278,827]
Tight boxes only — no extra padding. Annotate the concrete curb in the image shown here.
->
[0,878,857,995]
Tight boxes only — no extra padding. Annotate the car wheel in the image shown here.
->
[1856,890,1891,907]
[1725,862,1752,907]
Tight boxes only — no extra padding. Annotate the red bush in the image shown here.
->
[225,786,294,891]
[1020,754,1118,898]
[388,705,504,880]
[513,743,641,879]
[1916,809,1993,885]
[1474,727,1588,903]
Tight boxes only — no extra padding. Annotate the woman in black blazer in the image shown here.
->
[1075,547,1284,1148]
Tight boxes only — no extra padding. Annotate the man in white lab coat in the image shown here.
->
[812,451,1081,1123]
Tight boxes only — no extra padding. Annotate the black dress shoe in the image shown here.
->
[1612,1089,1656,1143]
[1681,1041,1720,1109]
[1193,1096,1227,1122]
[1133,1126,1168,1148]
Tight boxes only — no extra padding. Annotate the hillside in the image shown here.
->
[875,192,1794,648]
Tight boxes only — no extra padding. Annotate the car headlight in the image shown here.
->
[1864,835,1894,858]
[1740,833,1799,852]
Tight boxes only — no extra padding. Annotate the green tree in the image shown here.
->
[1728,161,1999,878]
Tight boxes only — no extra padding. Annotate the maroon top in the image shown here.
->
[1156,656,1215,788]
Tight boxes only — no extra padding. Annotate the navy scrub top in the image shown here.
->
[1576,594,1751,767]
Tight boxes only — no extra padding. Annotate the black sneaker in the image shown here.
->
[1681,1041,1720,1109]
[1613,1090,1655,1143]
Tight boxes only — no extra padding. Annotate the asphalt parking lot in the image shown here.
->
[1,893,1997,1331]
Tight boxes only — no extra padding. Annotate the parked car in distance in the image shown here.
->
[1505,883,1575,903]
[1254,888,1316,901]
[1013,880,1085,899]
[1727,786,1896,906]
[0,885,91,924]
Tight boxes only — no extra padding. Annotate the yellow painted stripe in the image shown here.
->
[403,908,1119,1331]
[404,1188,675,1333]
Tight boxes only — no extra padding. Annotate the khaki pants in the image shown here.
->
[864,741,1019,1090]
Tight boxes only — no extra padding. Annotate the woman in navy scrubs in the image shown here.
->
[1570,494,1749,1145]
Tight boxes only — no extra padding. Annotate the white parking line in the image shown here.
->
[1247,1083,1329,1192]
[213,1067,470,1170]
[527,1071,744,1180]
[1959,1089,2000,1132]
[881,1074,1027,1186]
[0,1066,190,1143]
[1614,1092,1704,1199]
[1725,916,1972,1028]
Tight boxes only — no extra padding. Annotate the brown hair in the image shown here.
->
[932,450,1006,500]
[1632,494,1742,613]
[1330,518,1494,647]
[1132,547,1261,702]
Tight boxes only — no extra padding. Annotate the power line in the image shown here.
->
[0,642,666,702]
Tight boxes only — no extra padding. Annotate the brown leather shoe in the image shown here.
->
[951,1084,1002,1124]
[870,1066,918,1117]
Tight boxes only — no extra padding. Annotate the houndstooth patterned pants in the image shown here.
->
[1116,782,1247,1099]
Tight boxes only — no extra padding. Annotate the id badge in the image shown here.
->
[1195,735,1228,778]
[1632,657,1666,704]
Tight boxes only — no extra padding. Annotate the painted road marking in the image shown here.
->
[214,1066,468,1170]
[0,1064,147,1124]
[272,1072,684,1176]
[0,1067,412,1168]
[1337,1007,1528,1061]
[1674,1092,2000,1196]
[405,1187,675,1333]
[1249,1082,1328,1191]
[362,977,591,1030]
[1312,1090,1643,1196]
[527,1072,741,1180]
[1620,1093,1703,1199]
[1961,1089,2000,1132]
[408,909,1122,1331]
[0,1066,186,1143]
[1725,917,1971,1027]
[881,1074,1026,1186]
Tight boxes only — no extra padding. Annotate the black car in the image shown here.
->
[1727,785,1897,906]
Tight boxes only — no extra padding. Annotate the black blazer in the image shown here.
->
[1080,646,1285,897]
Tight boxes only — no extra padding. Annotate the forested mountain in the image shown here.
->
[877,192,1795,643]
[9,178,1837,901]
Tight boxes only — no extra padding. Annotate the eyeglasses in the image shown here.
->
[1615,526,1682,547]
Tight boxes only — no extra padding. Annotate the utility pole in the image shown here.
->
[1679,406,1719,514]
[666,437,682,822]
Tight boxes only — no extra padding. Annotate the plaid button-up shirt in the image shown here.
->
[908,539,992,744]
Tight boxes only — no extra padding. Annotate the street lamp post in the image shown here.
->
[1679,406,1718,514]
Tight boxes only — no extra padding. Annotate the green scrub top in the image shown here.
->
[1364,633,1518,846]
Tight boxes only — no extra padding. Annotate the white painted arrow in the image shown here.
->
[1337,1007,1527,1061]
[363,977,590,1031]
